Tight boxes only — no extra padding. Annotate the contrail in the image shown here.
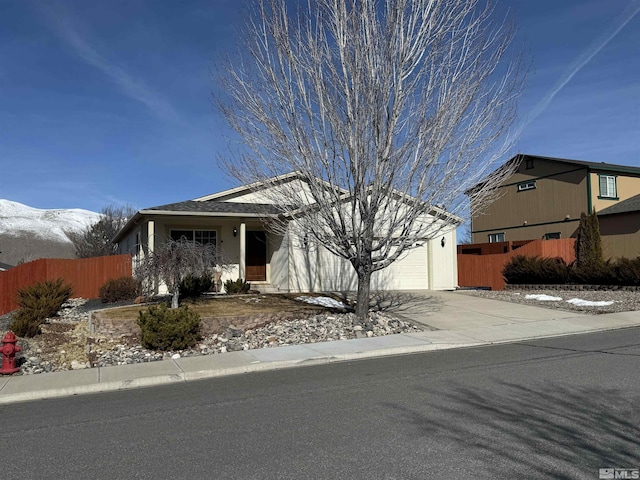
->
[33,3,184,124]
[515,0,640,138]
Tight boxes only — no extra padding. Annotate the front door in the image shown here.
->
[245,231,267,281]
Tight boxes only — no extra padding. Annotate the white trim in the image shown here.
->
[193,172,304,202]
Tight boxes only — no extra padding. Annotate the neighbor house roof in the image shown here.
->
[467,153,640,196]
[598,193,640,216]
[518,154,640,176]
[0,261,14,271]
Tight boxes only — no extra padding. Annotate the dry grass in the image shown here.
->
[95,293,332,321]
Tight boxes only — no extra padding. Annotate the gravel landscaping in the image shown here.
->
[457,288,640,315]
[0,298,421,375]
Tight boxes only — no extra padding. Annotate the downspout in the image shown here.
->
[586,169,593,214]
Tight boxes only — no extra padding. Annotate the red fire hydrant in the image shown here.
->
[0,331,21,375]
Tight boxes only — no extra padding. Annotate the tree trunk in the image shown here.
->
[171,288,180,309]
[355,267,372,321]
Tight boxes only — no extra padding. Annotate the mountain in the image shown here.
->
[0,199,101,266]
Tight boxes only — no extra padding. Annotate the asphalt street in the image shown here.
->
[2,327,640,480]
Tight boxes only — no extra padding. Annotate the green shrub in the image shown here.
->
[137,304,201,351]
[613,257,640,286]
[502,255,569,285]
[179,274,213,300]
[224,278,251,294]
[99,276,141,303]
[568,260,615,285]
[10,278,73,337]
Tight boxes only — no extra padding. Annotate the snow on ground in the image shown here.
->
[566,298,615,307]
[525,294,563,302]
[525,293,615,307]
[295,296,349,309]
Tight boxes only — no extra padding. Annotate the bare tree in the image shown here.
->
[135,238,229,309]
[69,204,137,258]
[218,0,526,318]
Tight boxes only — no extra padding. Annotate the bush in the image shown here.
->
[179,274,213,300]
[99,276,141,303]
[10,278,73,337]
[613,257,640,286]
[502,255,569,285]
[137,304,201,351]
[568,260,615,285]
[224,278,251,294]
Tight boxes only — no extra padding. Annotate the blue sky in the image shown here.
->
[1,0,638,213]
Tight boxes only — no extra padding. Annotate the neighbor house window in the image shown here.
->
[170,229,217,246]
[488,233,505,243]
[544,232,561,240]
[517,181,536,191]
[598,175,617,198]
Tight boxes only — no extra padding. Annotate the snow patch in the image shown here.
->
[295,296,349,309]
[525,294,562,302]
[566,298,614,307]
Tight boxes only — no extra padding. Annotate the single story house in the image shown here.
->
[114,173,461,293]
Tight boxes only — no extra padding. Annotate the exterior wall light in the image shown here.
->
[233,227,238,237]
[441,237,446,248]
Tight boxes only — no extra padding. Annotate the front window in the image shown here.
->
[598,175,617,198]
[170,229,217,246]
[488,233,505,243]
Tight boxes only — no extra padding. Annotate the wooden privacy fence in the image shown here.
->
[0,255,132,316]
[457,239,576,291]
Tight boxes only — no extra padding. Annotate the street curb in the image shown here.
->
[1,321,638,405]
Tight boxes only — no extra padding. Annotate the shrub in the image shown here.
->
[10,278,73,337]
[179,274,213,300]
[224,278,251,294]
[502,255,569,285]
[137,304,201,351]
[613,257,640,286]
[569,260,615,285]
[99,276,141,303]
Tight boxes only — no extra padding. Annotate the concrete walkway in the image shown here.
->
[1,291,638,405]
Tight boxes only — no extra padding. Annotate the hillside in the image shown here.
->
[0,200,101,266]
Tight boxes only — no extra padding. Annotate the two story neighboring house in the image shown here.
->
[470,154,640,259]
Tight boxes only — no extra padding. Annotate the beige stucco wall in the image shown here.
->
[590,172,640,213]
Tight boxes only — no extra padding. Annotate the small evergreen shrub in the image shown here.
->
[137,304,201,351]
[502,255,569,285]
[569,260,615,285]
[613,257,640,286]
[224,278,251,294]
[10,278,73,337]
[99,276,141,303]
[179,274,213,300]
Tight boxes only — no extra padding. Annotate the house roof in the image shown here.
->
[598,193,640,216]
[467,153,640,196]
[517,154,640,175]
[0,261,14,271]
[142,200,283,216]
[114,172,462,242]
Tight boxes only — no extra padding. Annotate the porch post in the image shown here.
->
[147,220,155,254]
[239,222,246,279]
